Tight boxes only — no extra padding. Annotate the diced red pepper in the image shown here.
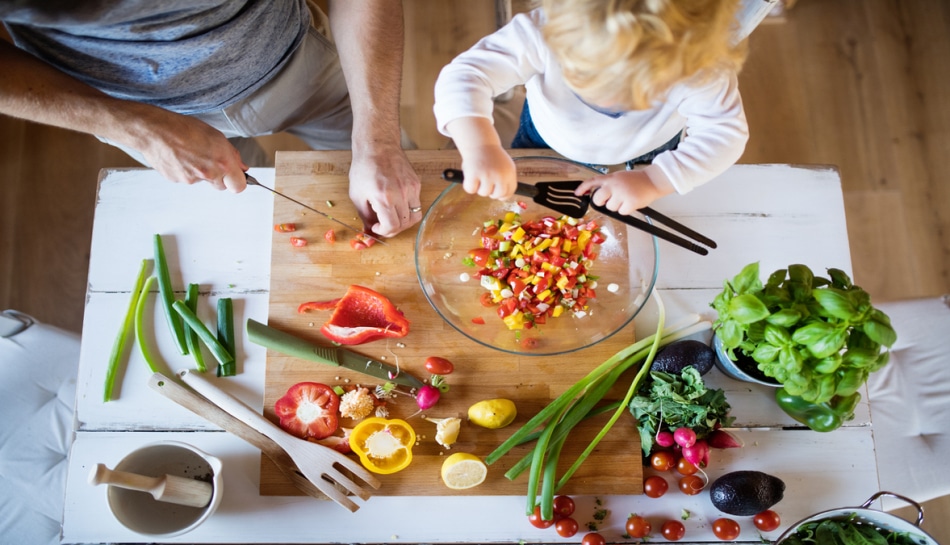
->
[298,285,410,345]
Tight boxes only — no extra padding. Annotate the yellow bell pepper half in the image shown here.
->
[348,417,416,474]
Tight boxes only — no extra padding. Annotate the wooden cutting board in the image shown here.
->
[261,150,643,497]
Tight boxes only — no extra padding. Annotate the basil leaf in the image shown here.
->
[727,294,770,324]
[752,343,780,364]
[836,369,867,397]
[863,318,898,348]
[764,323,792,345]
[813,354,841,374]
[828,268,853,289]
[732,262,762,294]
[717,319,743,350]
[814,287,859,321]
[766,268,787,289]
[788,264,814,286]
[766,308,802,327]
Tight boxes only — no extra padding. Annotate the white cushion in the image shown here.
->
[866,296,950,510]
[0,319,79,545]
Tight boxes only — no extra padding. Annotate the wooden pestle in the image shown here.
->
[88,463,212,508]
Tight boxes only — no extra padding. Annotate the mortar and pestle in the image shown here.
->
[90,441,223,538]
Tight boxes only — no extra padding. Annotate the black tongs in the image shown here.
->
[442,169,715,256]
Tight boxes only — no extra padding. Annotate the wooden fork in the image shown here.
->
[176,370,381,512]
[147,373,331,503]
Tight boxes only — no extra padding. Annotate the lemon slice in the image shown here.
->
[440,452,488,490]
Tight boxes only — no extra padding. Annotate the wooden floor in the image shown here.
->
[1,0,948,540]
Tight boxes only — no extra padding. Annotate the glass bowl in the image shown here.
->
[415,156,659,356]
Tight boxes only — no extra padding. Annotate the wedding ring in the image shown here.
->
[410,206,423,213]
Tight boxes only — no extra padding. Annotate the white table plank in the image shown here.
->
[62,429,880,544]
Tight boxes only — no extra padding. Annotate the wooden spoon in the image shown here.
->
[88,463,212,508]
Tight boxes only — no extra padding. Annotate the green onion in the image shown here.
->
[133,276,162,373]
[485,300,710,519]
[103,259,150,402]
[172,300,234,371]
[184,283,207,373]
[216,297,236,377]
[154,234,188,355]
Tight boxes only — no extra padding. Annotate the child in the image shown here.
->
[433,0,750,215]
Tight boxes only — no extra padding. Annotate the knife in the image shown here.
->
[244,173,387,246]
[246,319,424,389]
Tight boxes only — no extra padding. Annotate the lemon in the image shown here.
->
[467,398,517,429]
[440,452,488,490]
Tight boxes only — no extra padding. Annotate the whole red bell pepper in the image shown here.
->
[298,285,410,345]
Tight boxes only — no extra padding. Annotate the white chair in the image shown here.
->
[0,310,79,545]
[866,295,950,511]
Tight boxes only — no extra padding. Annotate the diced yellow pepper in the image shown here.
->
[503,312,524,330]
[535,239,553,252]
[504,212,517,223]
[537,289,552,302]
[556,276,570,290]
[552,305,565,317]
[562,239,572,253]
[511,226,526,242]
[577,230,592,250]
[541,262,558,273]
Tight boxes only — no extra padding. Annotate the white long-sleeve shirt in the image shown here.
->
[433,9,749,195]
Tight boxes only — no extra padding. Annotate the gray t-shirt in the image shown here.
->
[1,0,309,114]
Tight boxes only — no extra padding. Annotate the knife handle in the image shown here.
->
[245,319,341,368]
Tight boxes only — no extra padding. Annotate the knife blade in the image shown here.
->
[246,319,424,389]
[244,173,387,246]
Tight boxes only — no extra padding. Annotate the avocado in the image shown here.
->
[650,340,715,376]
[709,470,785,516]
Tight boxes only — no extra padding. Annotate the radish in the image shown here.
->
[655,430,675,448]
[673,427,697,448]
[415,384,441,410]
[681,439,709,467]
[707,429,744,449]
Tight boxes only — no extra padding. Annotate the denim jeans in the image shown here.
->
[510,99,682,171]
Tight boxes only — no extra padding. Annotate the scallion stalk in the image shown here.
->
[133,276,162,373]
[216,297,236,377]
[154,234,188,355]
[103,259,149,401]
[172,300,234,371]
[184,283,207,372]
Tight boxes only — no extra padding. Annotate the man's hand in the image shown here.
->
[128,107,249,192]
[348,143,422,238]
[575,169,675,214]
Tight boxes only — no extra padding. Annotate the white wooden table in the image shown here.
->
[62,164,882,544]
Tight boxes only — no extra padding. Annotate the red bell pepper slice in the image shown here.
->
[298,285,410,345]
[274,382,340,440]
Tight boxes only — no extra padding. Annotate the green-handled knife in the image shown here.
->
[246,319,425,389]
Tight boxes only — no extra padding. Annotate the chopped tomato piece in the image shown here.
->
[274,382,340,440]
[349,232,378,250]
[290,236,307,247]
[274,223,297,232]
[324,229,336,244]
[471,316,486,324]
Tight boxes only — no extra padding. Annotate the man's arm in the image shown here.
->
[328,0,422,237]
[0,39,248,191]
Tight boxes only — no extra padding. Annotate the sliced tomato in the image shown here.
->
[274,223,297,232]
[274,382,340,440]
[471,316,486,324]
[324,229,336,244]
[469,248,492,268]
[290,236,307,247]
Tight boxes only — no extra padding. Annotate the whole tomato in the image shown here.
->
[661,520,686,541]
[626,515,652,538]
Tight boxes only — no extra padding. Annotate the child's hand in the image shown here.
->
[446,116,518,199]
[459,145,517,199]
[575,170,674,214]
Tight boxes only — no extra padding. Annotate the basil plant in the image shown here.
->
[711,262,897,404]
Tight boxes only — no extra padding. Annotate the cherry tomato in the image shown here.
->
[553,495,576,518]
[520,337,542,350]
[555,517,579,538]
[582,533,606,545]
[678,475,705,495]
[324,229,336,244]
[528,505,555,529]
[753,510,781,532]
[661,520,686,541]
[643,475,669,498]
[274,223,297,232]
[676,456,699,475]
[651,450,676,472]
[712,518,741,540]
[625,515,652,538]
[290,236,307,247]
[424,356,455,375]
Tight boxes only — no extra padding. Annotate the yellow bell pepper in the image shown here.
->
[348,417,416,474]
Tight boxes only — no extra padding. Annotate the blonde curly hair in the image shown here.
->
[541,0,747,110]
